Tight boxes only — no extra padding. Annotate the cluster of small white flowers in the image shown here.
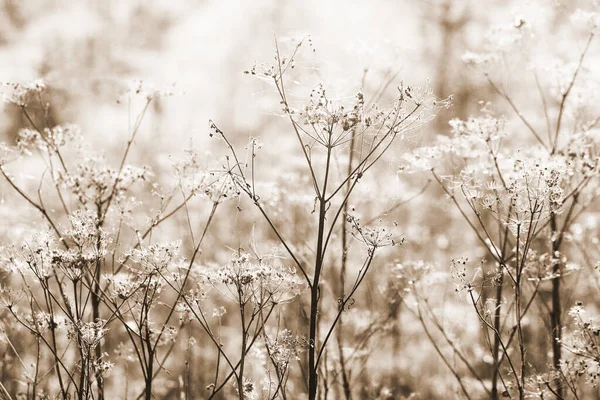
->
[297,86,364,135]
[401,110,507,173]
[383,260,448,302]
[505,155,567,214]
[243,36,314,82]
[93,358,114,378]
[202,168,241,203]
[287,80,444,153]
[184,275,211,307]
[345,213,400,250]
[68,319,108,351]
[389,260,434,289]
[65,209,111,253]
[561,133,600,178]
[15,129,42,155]
[563,302,600,386]
[25,311,53,334]
[568,302,586,319]
[212,306,226,318]
[171,146,245,204]
[449,113,506,148]
[244,62,278,79]
[373,84,445,139]
[172,148,205,192]
[1,79,46,107]
[105,273,139,299]
[240,378,258,400]
[19,230,56,279]
[205,253,305,304]
[58,154,150,204]
[128,241,182,276]
[264,329,307,374]
[429,130,572,229]
[16,124,81,155]
[0,284,24,310]
[399,144,444,172]
[534,60,584,101]
[114,196,143,225]
[51,248,96,281]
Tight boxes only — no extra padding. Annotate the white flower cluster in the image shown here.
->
[264,328,307,374]
[1,79,46,107]
[205,253,305,304]
[128,241,182,276]
[68,319,108,351]
[563,302,600,387]
[16,124,81,155]
[346,213,400,249]
[58,154,151,204]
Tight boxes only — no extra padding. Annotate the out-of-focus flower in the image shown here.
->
[1,80,46,107]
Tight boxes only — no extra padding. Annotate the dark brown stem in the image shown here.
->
[308,159,331,400]
[550,214,563,398]
[337,125,357,400]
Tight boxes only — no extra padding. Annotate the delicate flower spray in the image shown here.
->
[400,7,600,399]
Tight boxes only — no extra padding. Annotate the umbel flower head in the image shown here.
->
[68,319,109,352]
[127,240,183,276]
[204,252,306,304]
[345,212,402,250]
[58,153,151,204]
[16,124,81,155]
[264,328,308,374]
[2,79,46,107]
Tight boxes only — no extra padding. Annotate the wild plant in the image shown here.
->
[0,36,445,399]
[0,81,228,399]
[211,37,446,399]
[401,8,600,400]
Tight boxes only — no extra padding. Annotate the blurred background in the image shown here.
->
[0,0,496,146]
[0,0,589,146]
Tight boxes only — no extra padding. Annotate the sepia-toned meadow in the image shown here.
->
[1,1,600,399]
